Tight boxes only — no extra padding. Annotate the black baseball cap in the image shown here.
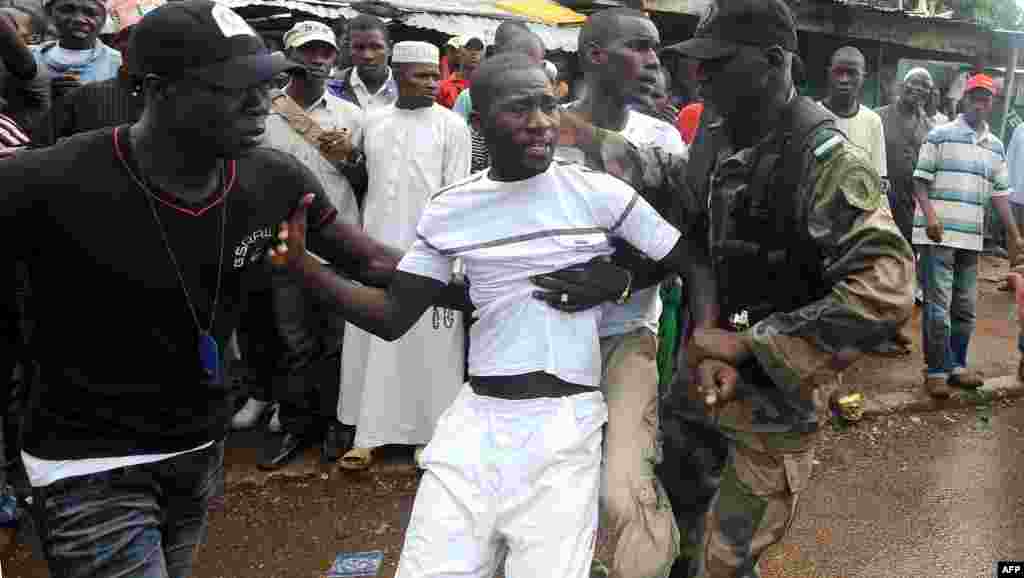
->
[127,0,297,89]
[664,0,798,61]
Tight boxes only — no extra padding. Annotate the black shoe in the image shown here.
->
[259,433,309,470]
[321,422,355,463]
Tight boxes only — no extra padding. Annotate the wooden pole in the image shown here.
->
[1002,45,1019,141]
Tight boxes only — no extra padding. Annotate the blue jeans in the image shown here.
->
[31,440,224,578]
[918,245,979,378]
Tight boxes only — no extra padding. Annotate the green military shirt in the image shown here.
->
[576,117,915,432]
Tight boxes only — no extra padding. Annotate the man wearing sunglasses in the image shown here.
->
[0,2,402,575]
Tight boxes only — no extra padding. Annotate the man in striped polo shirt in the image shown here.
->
[913,73,1024,398]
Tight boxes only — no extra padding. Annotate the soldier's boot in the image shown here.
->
[924,375,954,398]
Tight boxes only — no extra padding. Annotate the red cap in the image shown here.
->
[965,73,996,96]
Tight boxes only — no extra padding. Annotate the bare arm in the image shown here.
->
[308,219,403,287]
[913,177,938,225]
[293,253,443,341]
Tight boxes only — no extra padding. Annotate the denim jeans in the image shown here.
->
[31,440,224,578]
[918,244,979,378]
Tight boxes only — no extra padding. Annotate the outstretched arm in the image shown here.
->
[309,219,404,287]
[275,195,445,341]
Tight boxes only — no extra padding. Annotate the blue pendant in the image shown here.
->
[199,331,222,385]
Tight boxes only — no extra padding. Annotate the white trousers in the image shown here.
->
[395,384,607,578]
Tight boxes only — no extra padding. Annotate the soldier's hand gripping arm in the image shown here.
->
[531,110,695,312]
[747,147,915,399]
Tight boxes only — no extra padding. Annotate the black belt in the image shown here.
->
[469,372,593,400]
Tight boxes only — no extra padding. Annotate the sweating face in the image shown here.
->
[592,15,661,103]
[482,66,559,180]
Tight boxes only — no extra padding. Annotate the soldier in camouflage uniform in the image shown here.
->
[548,1,915,576]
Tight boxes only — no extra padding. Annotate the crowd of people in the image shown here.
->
[0,0,1020,576]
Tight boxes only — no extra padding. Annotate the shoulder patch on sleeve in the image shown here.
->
[834,155,882,212]
[812,132,845,161]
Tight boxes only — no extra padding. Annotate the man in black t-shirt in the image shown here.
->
[0,2,400,576]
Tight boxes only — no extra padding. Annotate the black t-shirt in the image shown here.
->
[1,125,338,459]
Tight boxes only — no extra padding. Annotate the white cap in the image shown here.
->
[543,60,558,82]
[904,67,933,84]
[283,21,338,51]
[447,35,467,49]
[392,41,439,65]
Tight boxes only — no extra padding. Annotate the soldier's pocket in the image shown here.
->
[732,445,814,497]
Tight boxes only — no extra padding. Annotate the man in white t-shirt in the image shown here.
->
[819,47,887,181]
[270,52,700,578]
[555,9,686,578]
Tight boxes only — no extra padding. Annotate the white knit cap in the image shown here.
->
[904,67,933,84]
[392,41,439,65]
[543,60,558,82]
[283,21,338,51]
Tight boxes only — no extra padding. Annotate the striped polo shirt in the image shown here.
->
[912,115,1009,251]
[398,161,681,387]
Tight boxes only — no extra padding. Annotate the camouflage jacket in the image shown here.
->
[576,114,915,432]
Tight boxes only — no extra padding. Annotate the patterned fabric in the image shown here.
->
[913,114,1010,251]
[578,122,914,432]
[470,126,490,173]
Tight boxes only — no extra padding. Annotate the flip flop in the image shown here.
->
[338,447,374,470]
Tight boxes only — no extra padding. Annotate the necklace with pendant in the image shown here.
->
[124,151,229,386]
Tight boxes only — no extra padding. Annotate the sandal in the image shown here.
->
[338,447,374,470]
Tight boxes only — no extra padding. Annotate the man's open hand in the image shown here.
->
[531,256,630,312]
[269,193,313,270]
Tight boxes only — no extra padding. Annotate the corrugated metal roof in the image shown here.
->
[213,0,582,50]
[216,0,359,19]
[830,0,962,22]
[403,12,579,50]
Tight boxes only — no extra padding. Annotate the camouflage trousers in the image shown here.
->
[658,403,816,578]
[599,329,681,578]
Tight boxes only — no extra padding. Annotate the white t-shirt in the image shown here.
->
[555,109,688,337]
[398,161,681,387]
[819,102,887,179]
[22,442,214,488]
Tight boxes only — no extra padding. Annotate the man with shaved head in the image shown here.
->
[821,46,886,181]
[557,8,687,578]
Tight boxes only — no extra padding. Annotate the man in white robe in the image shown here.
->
[338,40,471,468]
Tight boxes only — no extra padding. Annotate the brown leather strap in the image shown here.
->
[270,90,327,146]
